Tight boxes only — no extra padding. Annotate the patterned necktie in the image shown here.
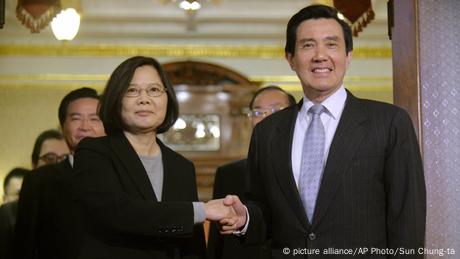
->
[299,104,326,222]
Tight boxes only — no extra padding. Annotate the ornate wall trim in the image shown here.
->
[0,44,391,58]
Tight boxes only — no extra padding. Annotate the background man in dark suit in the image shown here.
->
[2,129,67,259]
[222,5,426,259]
[207,86,296,259]
[14,87,105,259]
[0,168,29,259]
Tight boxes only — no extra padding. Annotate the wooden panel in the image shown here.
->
[163,61,260,201]
[390,0,422,138]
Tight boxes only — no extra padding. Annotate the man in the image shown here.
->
[31,129,69,169]
[0,168,29,259]
[1,169,30,204]
[208,86,296,259]
[2,130,68,259]
[14,87,105,259]
[223,5,426,259]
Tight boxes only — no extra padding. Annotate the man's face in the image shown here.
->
[250,90,291,127]
[35,138,70,168]
[62,98,105,151]
[3,177,23,203]
[286,18,352,103]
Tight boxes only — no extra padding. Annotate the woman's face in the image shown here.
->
[121,65,168,134]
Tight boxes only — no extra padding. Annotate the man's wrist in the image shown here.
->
[232,205,249,236]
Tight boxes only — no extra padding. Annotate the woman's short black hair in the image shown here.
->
[98,56,179,134]
[285,4,353,55]
[31,129,64,168]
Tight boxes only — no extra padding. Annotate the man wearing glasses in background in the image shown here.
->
[207,86,296,259]
[14,87,105,259]
[31,129,70,169]
[1,129,68,259]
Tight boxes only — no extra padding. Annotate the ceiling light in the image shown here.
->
[179,0,201,11]
[50,8,80,41]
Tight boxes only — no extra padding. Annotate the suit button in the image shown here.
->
[308,233,316,240]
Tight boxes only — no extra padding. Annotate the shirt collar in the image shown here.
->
[68,154,74,168]
[301,85,347,120]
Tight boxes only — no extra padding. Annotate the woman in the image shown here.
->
[73,56,232,258]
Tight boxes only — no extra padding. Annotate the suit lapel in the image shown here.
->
[109,132,157,201]
[271,103,310,230]
[311,92,368,228]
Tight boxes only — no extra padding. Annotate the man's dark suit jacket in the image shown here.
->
[72,132,206,259]
[0,201,18,259]
[245,92,426,258]
[207,159,270,259]
[14,158,80,259]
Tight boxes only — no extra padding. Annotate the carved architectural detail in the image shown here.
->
[162,61,260,200]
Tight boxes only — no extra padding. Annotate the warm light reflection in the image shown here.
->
[195,123,206,138]
[337,12,345,21]
[173,117,187,130]
[176,91,191,102]
[160,114,220,151]
[210,125,220,138]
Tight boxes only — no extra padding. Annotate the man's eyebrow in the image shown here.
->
[298,36,341,42]
[298,38,315,43]
[324,36,340,41]
[68,113,82,117]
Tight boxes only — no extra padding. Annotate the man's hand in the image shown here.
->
[219,195,247,234]
[204,198,236,221]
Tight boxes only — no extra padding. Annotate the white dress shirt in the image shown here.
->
[291,86,347,188]
[235,85,347,235]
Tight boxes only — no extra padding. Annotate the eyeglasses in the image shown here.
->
[124,84,167,98]
[248,106,286,118]
[39,152,68,165]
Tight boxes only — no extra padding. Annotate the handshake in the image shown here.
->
[203,195,247,234]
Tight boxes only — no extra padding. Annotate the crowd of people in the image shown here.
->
[0,4,425,259]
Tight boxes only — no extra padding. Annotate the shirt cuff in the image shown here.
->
[193,202,206,224]
[232,205,249,236]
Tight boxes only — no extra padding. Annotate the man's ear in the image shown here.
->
[345,51,352,70]
[285,52,295,71]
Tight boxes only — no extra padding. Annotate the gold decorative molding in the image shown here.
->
[0,74,391,93]
[0,44,391,58]
[251,75,392,83]
[0,74,109,81]
[0,74,391,83]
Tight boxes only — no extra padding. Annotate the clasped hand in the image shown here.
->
[204,195,246,234]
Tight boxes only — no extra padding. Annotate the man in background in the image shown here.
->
[0,168,30,259]
[207,86,296,259]
[31,129,69,169]
[14,87,105,259]
[1,168,29,205]
[2,128,68,259]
